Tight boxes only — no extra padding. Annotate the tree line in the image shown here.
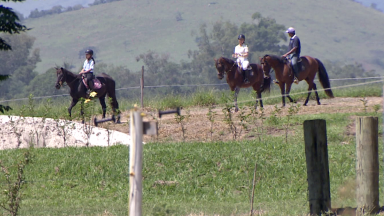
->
[0,12,377,101]
[27,0,122,19]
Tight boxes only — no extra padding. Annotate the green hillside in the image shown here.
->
[24,0,384,73]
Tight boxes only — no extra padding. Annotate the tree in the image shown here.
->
[0,0,29,112]
[0,0,29,51]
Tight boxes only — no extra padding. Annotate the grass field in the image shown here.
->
[23,0,384,74]
[0,81,383,215]
[0,110,383,215]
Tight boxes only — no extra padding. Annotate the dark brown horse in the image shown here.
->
[55,67,120,122]
[260,55,334,107]
[214,57,271,112]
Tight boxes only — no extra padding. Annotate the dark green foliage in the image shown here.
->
[0,0,30,113]
[89,0,122,6]
[0,105,12,113]
[0,1,29,51]
[28,5,84,19]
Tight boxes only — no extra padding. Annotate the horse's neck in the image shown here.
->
[270,60,286,74]
[225,62,237,79]
[65,71,79,87]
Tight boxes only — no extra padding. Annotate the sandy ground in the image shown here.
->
[0,97,382,150]
[101,96,383,143]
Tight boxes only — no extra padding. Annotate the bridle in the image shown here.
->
[57,68,77,88]
[217,60,236,78]
[260,56,274,76]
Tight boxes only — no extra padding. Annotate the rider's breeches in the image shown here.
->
[290,54,299,77]
[237,58,249,70]
[84,72,93,88]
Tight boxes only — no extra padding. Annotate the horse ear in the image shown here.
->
[54,67,58,70]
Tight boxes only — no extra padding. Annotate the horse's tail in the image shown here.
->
[262,76,271,93]
[316,58,334,98]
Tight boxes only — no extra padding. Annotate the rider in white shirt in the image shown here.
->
[232,34,250,83]
[79,49,95,94]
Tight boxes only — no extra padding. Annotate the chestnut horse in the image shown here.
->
[55,67,120,122]
[260,55,334,107]
[214,57,271,112]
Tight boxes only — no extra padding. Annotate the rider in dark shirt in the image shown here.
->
[282,27,301,84]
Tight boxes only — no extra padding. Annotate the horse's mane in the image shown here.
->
[61,68,79,78]
[219,57,236,65]
[263,54,287,64]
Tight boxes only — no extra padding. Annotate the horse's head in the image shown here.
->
[260,55,272,78]
[214,57,227,80]
[55,67,65,89]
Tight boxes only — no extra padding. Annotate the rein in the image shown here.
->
[223,61,236,75]
[59,70,79,87]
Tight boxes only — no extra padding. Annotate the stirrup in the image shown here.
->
[273,80,279,85]
[294,78,299,85]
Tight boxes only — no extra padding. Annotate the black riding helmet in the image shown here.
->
[85,49,93,55]
[238,34,245,40]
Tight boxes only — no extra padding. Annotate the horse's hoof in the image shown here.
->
[235,108,239,112]
[303,103,308,106]
[317,102,321,105]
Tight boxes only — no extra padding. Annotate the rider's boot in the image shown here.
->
[242,69,250,84]
[292,64,300,84]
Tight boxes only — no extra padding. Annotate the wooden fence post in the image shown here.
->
[356,117,379,215]
[129,111,143,216]
[140,66,144,108]
[303,119,331,215]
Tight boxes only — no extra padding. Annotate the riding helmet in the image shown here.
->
[285,27,295,34]
[238,34,245,40]
[85,49,94,55]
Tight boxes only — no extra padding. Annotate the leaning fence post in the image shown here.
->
[128,111,143,216]
[303,119,331,215]
[356,116,379,215]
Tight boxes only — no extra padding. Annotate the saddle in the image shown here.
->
[286,57,304,76]
[82,75,102,90]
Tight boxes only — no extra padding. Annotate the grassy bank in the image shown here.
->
[0,111,383,215]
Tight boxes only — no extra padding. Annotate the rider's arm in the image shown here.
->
[283,47,297,57]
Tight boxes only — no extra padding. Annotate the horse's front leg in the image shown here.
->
[279,83,286,107]
[80,100,85,124]
[99,97,107,119]
[234,87,240,112]
[68,98,79,119]
[256,91,263,109]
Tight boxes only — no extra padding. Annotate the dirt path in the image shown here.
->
[102,97,382,143]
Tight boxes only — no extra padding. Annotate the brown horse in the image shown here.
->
[260,55,334,107]
[55,67,120,122]
[214,57,271,112]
